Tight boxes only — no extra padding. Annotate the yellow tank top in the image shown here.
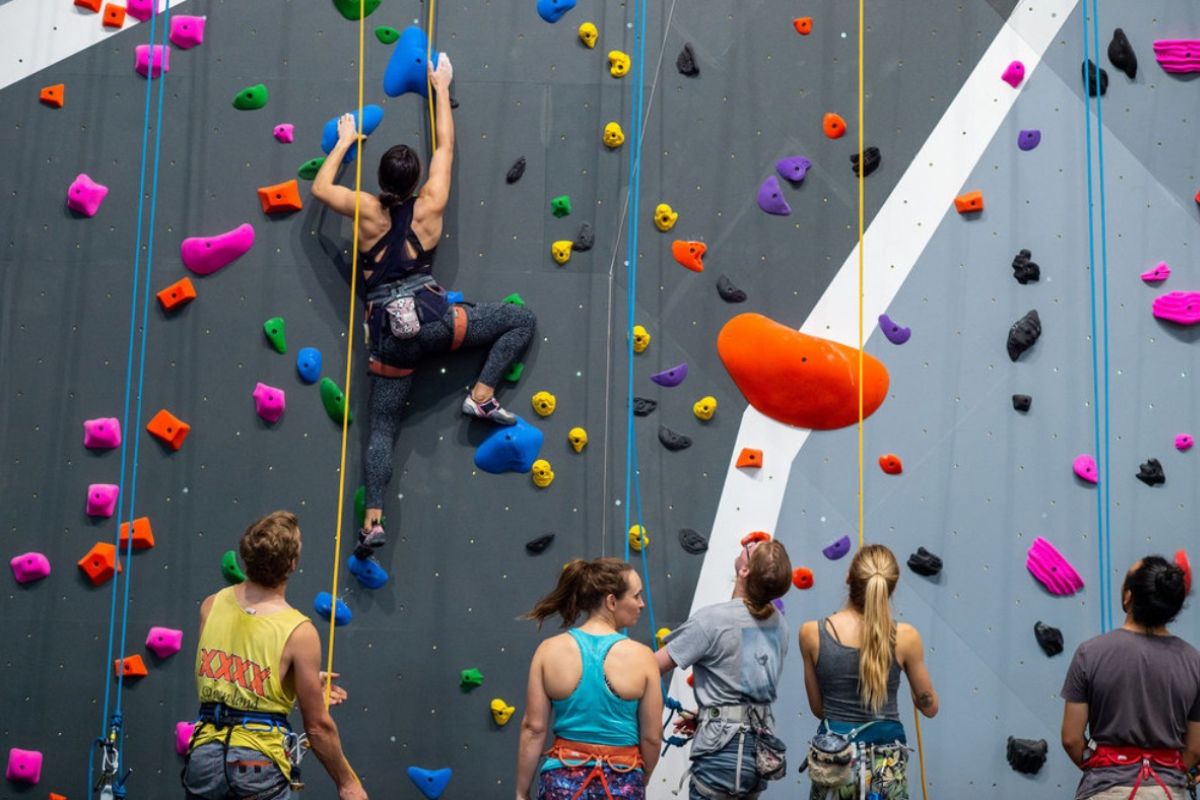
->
[191,586,309,777]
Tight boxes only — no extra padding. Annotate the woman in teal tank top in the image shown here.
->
[515,558,663,800]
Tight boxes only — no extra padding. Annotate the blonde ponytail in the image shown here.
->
[847,544,899,713]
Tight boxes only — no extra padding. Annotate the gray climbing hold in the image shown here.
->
[1007,309,1041,361]
[632,397,657,416]
[1082,59,1108,96]
[1006,737,1048,775]
[1012,249,1040,284]
[572,222,594,252]
[1136,457,1165,486]
[717,274,747,303]
[525,533,555,554]
[850,146,880,177]
[1012,394,1032,412]
[1108,28,1137,79]
[907,547,943,577]
[676,43,698,77]
[1034,621,1063,656]
[678,528,708,554]
[506,157,526,184]
[658,425,692,451]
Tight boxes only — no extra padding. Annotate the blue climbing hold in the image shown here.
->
[321,105,384,164]
[474,417,545,474]
[446,290,464,304]
[313,592,352,626]
[296,347,322,384]
[407,766,452,799]
[536,0,576,23]
[383,26,439,98]
[348,554,389,589]
[650,362,688,387]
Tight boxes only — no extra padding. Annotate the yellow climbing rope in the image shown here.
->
[426,0,438,150]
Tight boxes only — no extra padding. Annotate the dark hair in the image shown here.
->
[1124,555,1187,628]
[378,145,420,208]
[744,540,792,620]
[239,511,301,588]
[525,558,634,629]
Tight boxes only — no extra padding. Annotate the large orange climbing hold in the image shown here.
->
[156,276,197,311]
[954,190,984,214]
[740,531,772,546]
[792,567,814,590]
[793,17,813,35]
[78,542,121,586]
[671,240,707,272]
[147,408,190,450]
[102,3,127,27]
[40,84,65,108]
[718,313,889,430]
[736,447,762,469]
[257,179,303,214]
[823,112,846,139]
[119,516,155,551]
[75,0,102,11]
[114,654,148,679]
[878,454,903,475]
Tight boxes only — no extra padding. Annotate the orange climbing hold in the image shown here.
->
[671,240,706,272]
[736,448,762,469]
[718,313,889,430]
[954,190,984,214]
[823,112,846,139]
[156,276,197,311]
[740,531,772,546]
[75,0,102,11]
[50,794,68,800]
[792,567,814,590]
[119,516,155,551]
[147,408,190,450]
[878,454,903,475]
[793,17,813,35]
[40,84,65,108]
[78,542,121,586]
[102,3,126,27]
[114,654,148,679]
[257,179,303,214]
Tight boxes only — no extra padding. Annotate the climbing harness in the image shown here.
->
[182,703,306,797]
[1084,746,1184,800]
[542,739,645,800]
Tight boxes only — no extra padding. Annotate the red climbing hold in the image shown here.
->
[257,179,303,214]
[102,4,127,27]
[39,84,64,108]
[823,113,847,139]
[147,408,190,450]
[671,240,706,272]
[1176,550,1192,594]
[792,567,814,590]
[119,516,155,551]
[736,448,762,469]
[78,542,121,586]
[878,454,903,475]
[740,531,772,546]
[793,17,812,35]
[75,0,102,11]
[156,276,197,311]
[114,654,148,679]
[954,190,984,214]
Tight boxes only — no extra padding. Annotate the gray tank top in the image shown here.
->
[815,617,901,723]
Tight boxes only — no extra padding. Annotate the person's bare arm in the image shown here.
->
[1184,721,1200,770]
[799,621,825,719]
[654,646,677,676]
[896,624,938,718]
[515,644,550,800]
[197,593,216,637]
[637,649,664,777]
[413,55,455,233]
[1061,701,1090,768]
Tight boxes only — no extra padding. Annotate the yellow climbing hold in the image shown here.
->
[490,697,516,726]
[603,121,625,149]
[608,50,631,78]
[568,427,589,453]
[653,203,678,232]
[693,395,717,421]
[532,459,555,488]
[629,524,649,552]
[655,627,672,649]
[531,391,557,417]
[632,324,651,354]
[578,21,598,49]
[551,240,573,265]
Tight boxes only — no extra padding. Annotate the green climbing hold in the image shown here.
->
[233,83,269,110]
[550,195,572,218]
[319,377,352,425]
[263,316,286,354]
[354,486,366,527]
[502,293,526,306]
[221,550,246,584]
[460,667,484,689]
[504,362,525,383]
[332,0,382,21]
[298,157,326,181]
[375,25,400,44]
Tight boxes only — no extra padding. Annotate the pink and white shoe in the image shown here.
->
[462,395,517,425]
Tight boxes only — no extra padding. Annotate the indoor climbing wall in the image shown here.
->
[2,0,1198,797]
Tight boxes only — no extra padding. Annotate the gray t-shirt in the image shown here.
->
[1061,628,1200,800]
[664,599,789,757]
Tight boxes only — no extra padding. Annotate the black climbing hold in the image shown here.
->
[676,43,699,77]
[1082,59,1108,97]
[1006,737,1048,775]
[1107,28,1137,80]
[1034,621,1063,657]
[1136,457,1165,486]
[658,425,692,451]
[1006,309,1041,362]
[632,397,657,417]
[1012,394,1032,413]
[716,274,747,303]
[906,547,943,577]
[506,157,526,184]
[572,222,594,252]
[678,528,708,554]
[525,533,555,554]
[1011,248,1040,285]
[850,146,881,178]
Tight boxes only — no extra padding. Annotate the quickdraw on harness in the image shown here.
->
[542,738,644,800]
[91,714,130,800]
[188,702,308,795]
[660,694,694,755]
[1084,746,1185,800]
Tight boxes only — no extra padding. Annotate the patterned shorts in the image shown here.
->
[539,764,646,799]
[809,743,908,800]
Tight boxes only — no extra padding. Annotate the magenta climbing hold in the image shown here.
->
[175,721,196,755]
[650,363,688,387]
[252,382,286,423]
[67,173,109,217]
[273,124,295,144]
[1026,537,1084,596]
[134,44,169,78]
[1073,454,1098,484]
[1001,60,1025,88]
[168,15,205,49]
[1175,434,1193,451]
[181,223,255,275]
[5,748,42,785]
[86,483,120,518]
[1141,262,1171,283]
[775,155,812,184]
[822,535,851,561]
[756,175,791,215]
[878,313,911,345]
[145,626,183,658]
[1017,130,1041,151]
[1153,40,1200,74]
[9,552,51,584]
[83,417,122,449]
[1152,292,1200,325]
[125,0,157,21]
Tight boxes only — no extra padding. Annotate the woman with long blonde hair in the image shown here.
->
[799,544,938,799]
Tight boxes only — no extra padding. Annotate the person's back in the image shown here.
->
[543,629,642,753]
[813,612,902,729]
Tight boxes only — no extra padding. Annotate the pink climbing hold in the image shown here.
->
[252,382,286,423]
[1026,536,1085,596]
[1153,40,1200,74]
[83,417,122,449]
[1141,262,1171,283]
[1152,292,1200,325]
[175,721,196,755]
[134,44,170,78]
[168,15,206,49]
[126,0,158,21]
[181,223,255,276]
[66,173,109,217]
[273,123,295,144]
[86,483,120,518]
[1001,60,1026,88]
[1073,454,1098,484]
[5,748,43,785]
[145,626,183,658]
[1176,434,1194,451]
[9,552,51,584]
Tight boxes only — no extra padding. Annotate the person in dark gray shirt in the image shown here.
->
[1061,555,1200,800]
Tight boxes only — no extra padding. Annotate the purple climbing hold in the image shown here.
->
[650,363,688,387]
[1141,262,1170,283]
[822,535,851,561]
[1001,60,1026,88]
[775,155,812,184]
[756,175,792,216]
[1153,292,1200,325]
[1073,454,1098,484]
[1017,130,1041,151]
[878,313,911,345]
[1176,434,1194,451]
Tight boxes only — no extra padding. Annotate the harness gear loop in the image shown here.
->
[1085,746,1184,800]
[543,738,644,800]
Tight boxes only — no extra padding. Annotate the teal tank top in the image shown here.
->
[541,628,640,771]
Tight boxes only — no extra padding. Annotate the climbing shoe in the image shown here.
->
[462,395,518,425]
[353,523,386,560]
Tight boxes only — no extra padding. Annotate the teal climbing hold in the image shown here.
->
[263,317,286,354]
[375,25,399,44]
[460,667,484,689]
[502,292,526,306]
[319,377,352,425]
[407,767,452,800]
[232,83,269,110]
[332,0,381,20]
[298,157,326,180]
[550,195,572,218]
[221,550,246,584]
[504,362,524,383]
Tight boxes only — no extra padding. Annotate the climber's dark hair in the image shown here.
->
[1123,555,1187,628]
[378,145,420,208]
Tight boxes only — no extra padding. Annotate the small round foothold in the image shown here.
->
[878,454,903,475]
[608,50,631,78]
[653,203,678,231]
[1175,434,1194,451]
[1001,60,1025,88]
[632,324,651,353]
[629,524,649,552]
[792,567,814,590]
[460,667,484,688]
[793,17,812,35]
[1073,454,1099,484]
[530,459,555,488]
[1017,129,1041,151]
[551,240,573,264]
[531,391,557,417]
[568,427,588,452]
[603,121,625,148]
[578,21,598,48]
[490,698,516,726]
[822,112,847,139]
[550,194,572,218]
[692,396,717,421]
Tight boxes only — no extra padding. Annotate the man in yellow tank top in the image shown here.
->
[182,511,368,800]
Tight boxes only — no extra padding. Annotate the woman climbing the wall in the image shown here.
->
[311,54,537,560]
[799,544,939,800]
[515,558,663,800]
[654,535,793,800]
